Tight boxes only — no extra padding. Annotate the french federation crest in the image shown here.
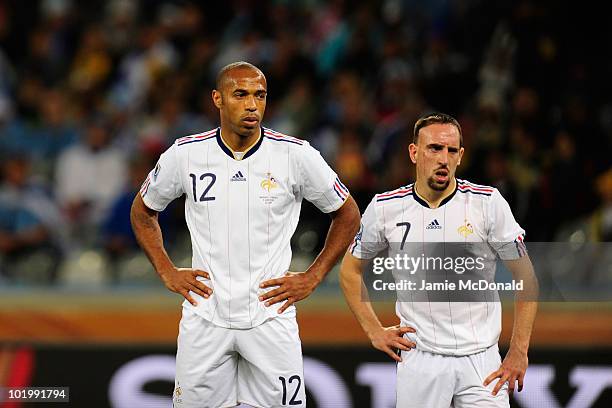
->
[173,385,183,404]
[260,172,278,192]
[259,172,279,204]
[458,220,474,238]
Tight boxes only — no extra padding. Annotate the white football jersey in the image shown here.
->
[350,179,526,355]
[141,127,349,329]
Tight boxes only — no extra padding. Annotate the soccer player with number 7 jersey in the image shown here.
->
[340,112,538,407]
[131,61,360,407]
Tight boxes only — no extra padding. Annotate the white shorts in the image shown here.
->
[173,308,305,408]
[397,344,509,408]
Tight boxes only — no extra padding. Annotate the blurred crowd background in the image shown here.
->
[0,0,611,287]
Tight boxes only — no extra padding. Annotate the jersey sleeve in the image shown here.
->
[140,143,184,211]
[349,197,388,259]
[487,189,527,260]
[298,142,349,213]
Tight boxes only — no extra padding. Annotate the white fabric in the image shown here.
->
[396,344,509,407]
[351,179,525,356]
[173,307,305,408]
[141,127,348,329]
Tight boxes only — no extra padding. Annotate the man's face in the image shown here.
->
[213,68,267,138]
[409,123,464,191]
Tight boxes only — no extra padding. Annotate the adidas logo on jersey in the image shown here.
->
[426,219,442,230]
[231,171,246,182]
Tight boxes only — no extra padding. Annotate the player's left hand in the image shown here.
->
[484,347,528,398]
[259,271,320,313]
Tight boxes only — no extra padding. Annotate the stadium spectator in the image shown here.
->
[55,116,127,246]
[0,154,64,282]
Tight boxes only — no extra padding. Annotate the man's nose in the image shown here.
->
[245,95,257,111]
[439,149,449,165]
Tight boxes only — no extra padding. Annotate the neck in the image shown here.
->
[414,177,456,209]
[220,126,261,152]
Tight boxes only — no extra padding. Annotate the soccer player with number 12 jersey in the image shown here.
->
[131,61,360,407]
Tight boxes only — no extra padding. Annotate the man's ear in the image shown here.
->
[458,146,465,166]
[212,89,222,109]
[409,143,418,164]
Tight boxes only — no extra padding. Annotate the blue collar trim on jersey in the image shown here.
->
[216,127,264,160]
[413,181,458,208]
[216,128,234,158]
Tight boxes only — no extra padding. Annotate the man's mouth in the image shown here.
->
[434,169,449,182]
[242,117,259,126]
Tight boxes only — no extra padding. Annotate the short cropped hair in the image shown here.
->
[413,112,463,147]
[215,61,265,90]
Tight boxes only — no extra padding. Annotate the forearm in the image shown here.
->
[505,255,539,354]
[340,254,383,337]
[130,193,174,275]
[307,196,360,282]
[510,300,537,354]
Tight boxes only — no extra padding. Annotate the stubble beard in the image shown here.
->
[231,122,256,138]
[427,176,450,191]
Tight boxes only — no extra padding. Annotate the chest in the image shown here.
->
[381,199,489,243]
[179,150,297,212]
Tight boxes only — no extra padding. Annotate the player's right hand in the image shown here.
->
[159,267,212,306]
[368,325,416,362]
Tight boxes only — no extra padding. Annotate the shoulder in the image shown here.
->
[374,183,415,203]
[174,128,218,148]
[262,127,307,149]
[456,179,495,199]
[262,128,321,171]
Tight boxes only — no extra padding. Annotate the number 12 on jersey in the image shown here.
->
[189,173,216,202]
